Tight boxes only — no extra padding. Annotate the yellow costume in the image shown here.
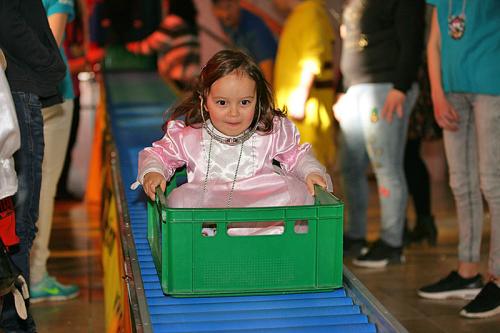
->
[274,0,336,169]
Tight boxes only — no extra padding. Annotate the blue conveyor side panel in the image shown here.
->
[105,72,377,333]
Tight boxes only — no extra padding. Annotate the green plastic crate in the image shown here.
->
[146,170,344,297]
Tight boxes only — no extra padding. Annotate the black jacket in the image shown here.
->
[0,0,66,107]
[340,0,425,93]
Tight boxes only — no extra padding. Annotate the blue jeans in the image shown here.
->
[444,93,500,277]
[338,83,417,247]
[0,92,43,332]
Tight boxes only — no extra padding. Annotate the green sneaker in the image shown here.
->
[30,275,79,303]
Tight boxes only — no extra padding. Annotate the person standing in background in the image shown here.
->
[0,0,66,330]
[126,0,200,91]
[29,0,81,304]
[404,6,441,246]
[211,0,277,84]
[0,48,21,250]
[418,0,500,319]
[0,49,20,206]
[404,57,440,246]
[334,0,425,267]
[273,0,336,171]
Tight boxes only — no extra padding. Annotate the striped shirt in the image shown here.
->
[127,15,200,88]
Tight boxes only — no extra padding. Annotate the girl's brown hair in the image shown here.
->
[165,49,285,133]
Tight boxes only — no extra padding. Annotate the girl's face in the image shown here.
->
[205,71,256,137]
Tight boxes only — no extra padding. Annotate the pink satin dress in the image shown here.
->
[135,117,332,208]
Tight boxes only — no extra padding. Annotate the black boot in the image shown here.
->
[410,215,438,245]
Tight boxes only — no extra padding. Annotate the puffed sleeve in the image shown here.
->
[272,117,333,191]
[131,121,188,189]
[272,117,311,172]
[294,151,333,192]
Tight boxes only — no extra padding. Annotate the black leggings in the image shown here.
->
[57,96,80,195]
[404,138,431,217]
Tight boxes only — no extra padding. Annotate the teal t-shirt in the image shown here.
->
[427,0,500,95]
[42,0,75,100]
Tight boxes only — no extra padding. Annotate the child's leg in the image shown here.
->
[360,83,416,248]
[444,93,482,273]
[473,94,500,278]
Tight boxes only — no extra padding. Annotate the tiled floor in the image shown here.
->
[30,140,500,333]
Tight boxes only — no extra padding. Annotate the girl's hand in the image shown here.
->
[381,89,406,123]
[432,93,460,131]
[305,172,327,196]
[143,172,167,201]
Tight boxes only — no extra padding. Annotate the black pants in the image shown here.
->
[56,96,80,196]
[404,138,431,217]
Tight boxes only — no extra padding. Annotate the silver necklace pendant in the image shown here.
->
[448,0,466,40]
[448,15,465,40]
[201,136,245,207]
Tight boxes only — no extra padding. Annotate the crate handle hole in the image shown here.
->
[201,223,217,237]
[226,221,284,237]
[294,220,309,234]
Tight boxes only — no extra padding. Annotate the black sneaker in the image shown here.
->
[418,271,484,300]
[460,281,500,318]
[343,236,368,258]
[352,239,404,268]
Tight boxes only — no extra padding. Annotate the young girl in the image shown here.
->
[134,49,332,209]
